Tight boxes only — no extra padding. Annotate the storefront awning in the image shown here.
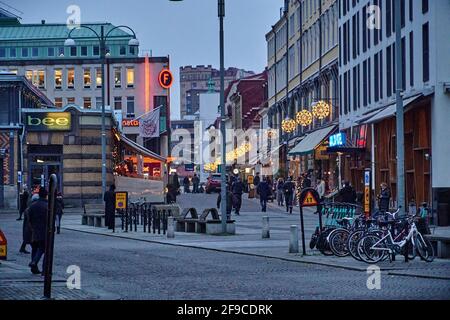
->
[288,125,337,156]
[360,94,423,124]
[118,133,166,163]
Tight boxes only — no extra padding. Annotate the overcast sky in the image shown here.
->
[6,0,283,119]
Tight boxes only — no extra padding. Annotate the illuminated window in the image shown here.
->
[67,68,75,88]
[83,68,91,88]
[126,67,134,87]
[54,97,63,108]
[25,70,45,88]
[114,67,122,88]
[96,68,102,88]
[54,69,62,89]
[83,97,92,109]
[8,69,17,74]
[37,70,45,89]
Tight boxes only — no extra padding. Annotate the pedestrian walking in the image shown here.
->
[192,174,200,193]
[256,177,271,212]
[276,178,284,206]
[378,182,391,213]
[17,186,30,221]
[253,172,261,187]
[217,184,233,220]
[55,192,64,234]
[316,177,326,200]
[231,177,244,215]
[284,177,295,214]
[183,176,191,193]
[104,185,116,230]
[339,181,356,204]
[28,187,48,275]
[167,172,180,203]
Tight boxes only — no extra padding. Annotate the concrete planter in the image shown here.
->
[205,221,236,235]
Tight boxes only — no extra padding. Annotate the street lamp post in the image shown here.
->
[65,25,139,198]
[170,0,228,233]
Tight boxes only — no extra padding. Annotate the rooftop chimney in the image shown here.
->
[41,20,45,24]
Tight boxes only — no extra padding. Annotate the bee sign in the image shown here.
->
[115,192,128,210]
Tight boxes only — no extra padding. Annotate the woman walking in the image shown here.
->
[55,192,64,234]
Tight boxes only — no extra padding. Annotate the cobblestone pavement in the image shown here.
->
[1,205,449,300]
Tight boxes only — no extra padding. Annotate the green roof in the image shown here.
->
[0,23,133,41]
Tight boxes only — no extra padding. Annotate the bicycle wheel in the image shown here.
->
[415,233,435,262]
[348,230,365,261]
[357,234,387,264]
[329,229,350,257]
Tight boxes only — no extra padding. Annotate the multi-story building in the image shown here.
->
[0,17,170,159]
[180,65,254,118]
[170,118,196,176]
[264,0,339,191]
[338,0,450,226]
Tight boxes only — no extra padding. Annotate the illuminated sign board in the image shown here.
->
[159,69,173,89]
[115,192,128,210]
[122,119,140,127]
[329,133,346,148]
[26,112,71,131]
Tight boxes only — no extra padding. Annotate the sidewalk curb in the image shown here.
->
[63,226,442,276]
[387,271,450,281]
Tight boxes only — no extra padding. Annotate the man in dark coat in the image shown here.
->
[55,192,64,234]
[231,177,244,215]
[167,173,180,203]
[183,176,191,193]
[28,187,48,275]
[104,185,116,230]
[378,182,391,213]
[284,177,295,214]
[17,187,30,221]
[253,173,261,187]
[192,174,200,193]
[257,177,271,212]
[302,173,312,189]
[339,181,356,204]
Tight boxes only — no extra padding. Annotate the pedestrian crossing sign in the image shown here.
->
[302,191,319,207]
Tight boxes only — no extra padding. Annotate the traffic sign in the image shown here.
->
[115,192,128,210]
[301,191,319,207]
[159,69,173,89]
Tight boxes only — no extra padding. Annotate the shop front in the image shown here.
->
[23,106,114,207]
[288,125,337,192]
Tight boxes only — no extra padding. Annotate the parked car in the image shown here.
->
[205,174,222,194]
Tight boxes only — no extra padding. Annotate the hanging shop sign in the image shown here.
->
[364,169,371,216]
[159,69,173,89]
[353,125,368,148]
[122,119,140,127]
[329,133,346,148]
[26,112,72,132]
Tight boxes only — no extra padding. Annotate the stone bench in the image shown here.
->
[425,234,450,259]
[175,208,199,233]
[82,204,105,228]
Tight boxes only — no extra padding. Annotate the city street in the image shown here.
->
[1,194,449,300]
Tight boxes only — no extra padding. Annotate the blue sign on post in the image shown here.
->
[329,133,346,148]
[185,164,194,172]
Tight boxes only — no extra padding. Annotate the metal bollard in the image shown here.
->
[289,225,299,253]
[262,216,270,239]
[167,217,175,238]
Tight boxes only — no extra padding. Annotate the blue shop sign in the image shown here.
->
[329,133,346,148]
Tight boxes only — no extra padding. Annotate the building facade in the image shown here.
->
[338,0,450,225]
[0,73,53,208]
[0,18,170,160]
[179,65,254,118]
[264,0,339,191]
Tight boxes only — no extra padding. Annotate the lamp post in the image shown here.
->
[394,0,405,216]
[65,25,139,198]
[170,0,228,233]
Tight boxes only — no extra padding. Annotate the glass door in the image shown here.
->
[29,154,62,193]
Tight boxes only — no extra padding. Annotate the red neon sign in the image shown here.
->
[122,119,140,127]
[159,69,173,89]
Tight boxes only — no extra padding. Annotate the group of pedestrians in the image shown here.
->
[182,174,201,194]
[17,185,64,275]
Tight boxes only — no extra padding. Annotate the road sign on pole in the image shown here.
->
[298,188,322,256]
